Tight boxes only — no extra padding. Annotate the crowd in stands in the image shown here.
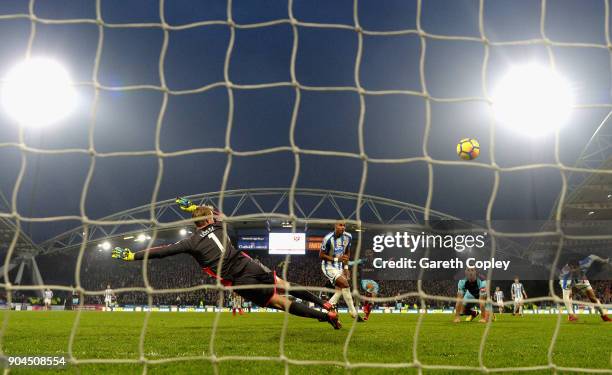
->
[24,248,611,309]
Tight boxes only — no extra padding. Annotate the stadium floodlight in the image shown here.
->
[492,64,573,137]
[179,228,187,236]
[136,234,146,242]
[100,241,111,251]
[0,58,76,128]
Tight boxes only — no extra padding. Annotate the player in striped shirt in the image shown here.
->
[104,285,114,310]
[231,292,244,316]
[511,277,527,317]
[43,289,53,310]
[559,254,610,322]
[320,220,364,322]
[494,287,504,314]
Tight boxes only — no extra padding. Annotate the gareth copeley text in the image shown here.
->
[372,257,511,271]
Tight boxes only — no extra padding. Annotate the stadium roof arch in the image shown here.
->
[38,188,526,261]
[40,188,458,254]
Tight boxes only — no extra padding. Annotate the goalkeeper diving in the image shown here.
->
[112,197,341,329]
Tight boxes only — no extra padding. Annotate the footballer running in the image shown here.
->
[320,220,365,322]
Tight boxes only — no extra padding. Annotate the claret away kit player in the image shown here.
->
[453,268,490,323]
[112,201,341,329]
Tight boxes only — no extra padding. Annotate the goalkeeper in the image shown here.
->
[112,198,341,329]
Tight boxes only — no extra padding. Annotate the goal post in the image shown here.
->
[0,0,610,373]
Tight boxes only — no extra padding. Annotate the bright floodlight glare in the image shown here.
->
[136,234,146,242]
[492,64,572,137]
[101,241,111,251]
[179,228,187,236]
[1,58,76,128]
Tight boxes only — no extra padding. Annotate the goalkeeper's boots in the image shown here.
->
[568,314,578,322]
[602,314,611,322]
[356,315,366,323]
[326,311,342,330]
[323,301,336,312]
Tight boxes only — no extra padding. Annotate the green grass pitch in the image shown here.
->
[1,311,610,374]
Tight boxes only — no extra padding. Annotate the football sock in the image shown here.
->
[342,288,357,317]
[288,301,328,321]
[562,289,574,315]
[329,290,342,305]
[289,289,326,308]
[593,299,605,316]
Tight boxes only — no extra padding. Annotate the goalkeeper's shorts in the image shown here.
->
[232,260,276,307]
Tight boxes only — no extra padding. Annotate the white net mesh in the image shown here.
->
[0,0,611,373]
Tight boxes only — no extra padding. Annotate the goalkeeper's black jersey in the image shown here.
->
[134,223,250,284]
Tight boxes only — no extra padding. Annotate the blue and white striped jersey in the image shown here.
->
[320,231,352,270]
[559,255,608,288]
[511,283,525,298]
[494,290,504,301]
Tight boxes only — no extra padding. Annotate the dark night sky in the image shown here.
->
[0,0,610,242]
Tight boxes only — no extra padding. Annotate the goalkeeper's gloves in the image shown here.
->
[176,197,198,213]
[112,247,135,261]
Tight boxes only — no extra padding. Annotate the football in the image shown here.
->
[457,138,480,160]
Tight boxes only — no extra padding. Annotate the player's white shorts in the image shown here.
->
[321,263,343,284]
[496,299,504,307]
[44,298,51,305]
[559,279,592,291]
[104,297,112,305]
[513,296,523,304]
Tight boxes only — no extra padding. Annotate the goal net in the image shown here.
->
[0,0,611,373]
